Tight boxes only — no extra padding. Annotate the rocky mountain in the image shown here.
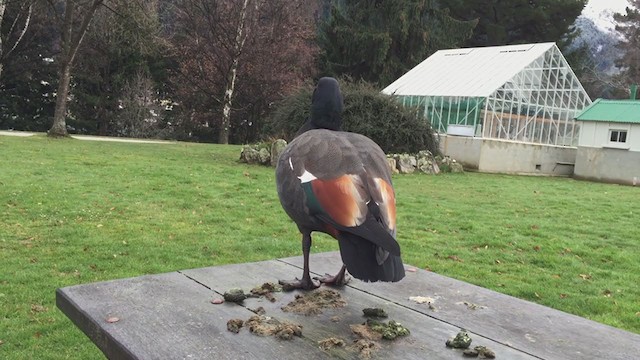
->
[570,15,621,75]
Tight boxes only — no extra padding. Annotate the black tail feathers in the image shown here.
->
[337,232,405,283]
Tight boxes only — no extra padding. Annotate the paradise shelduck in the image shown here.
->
[275,77,405,290]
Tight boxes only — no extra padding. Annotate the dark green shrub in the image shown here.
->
[265,79,439,154]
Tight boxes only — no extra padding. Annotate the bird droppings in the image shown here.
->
[349,339,381,359]
[446,329,473,349]
[409,295,437,310]
[463,345,496,358]
[223,288,249,303]
[251,306,266,315]
[281,289,347,315]
[362,307,388,318]
[226,319,244,333]
[250,282,282,302]
[366,319,410,340]
[409,295,435,304]
[456,301,487,310]
[245,315,303,340]
[350,323,383,341]
[318,337,346,351]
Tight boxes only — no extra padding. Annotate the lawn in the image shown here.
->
[1,134,638,359]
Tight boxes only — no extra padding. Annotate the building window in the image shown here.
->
[610,130,627,143]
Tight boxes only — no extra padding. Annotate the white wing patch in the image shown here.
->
[297,170,317,183]
[288,157,294,170]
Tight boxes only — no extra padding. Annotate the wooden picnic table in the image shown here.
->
[56,252,639,359]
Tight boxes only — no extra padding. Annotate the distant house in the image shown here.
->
[574,98,640,186]
[382,42,592,175]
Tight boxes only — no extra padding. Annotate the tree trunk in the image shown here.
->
[48,0,104,138]
[219,60,238,144]
[49,61,73,136]
[218,0,252,144]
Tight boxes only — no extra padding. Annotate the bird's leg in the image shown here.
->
[315,264,350,287]
[279,231,320,291]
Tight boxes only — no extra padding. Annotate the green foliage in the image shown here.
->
[614,0,640,86]
[318,0,477,87]
[0,136,638,359]
[446,0,587,47]
[70,1,169,136]
[0,2,58,132]
[0,57,57,131]
[265,80,440,154]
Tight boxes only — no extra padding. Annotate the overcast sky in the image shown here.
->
[583,0,630,31]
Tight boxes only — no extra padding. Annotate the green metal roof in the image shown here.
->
[575,98,640,123]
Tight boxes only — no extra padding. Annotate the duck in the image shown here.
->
[275,77,405,290]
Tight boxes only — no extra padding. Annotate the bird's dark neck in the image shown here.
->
[294,118,342,138]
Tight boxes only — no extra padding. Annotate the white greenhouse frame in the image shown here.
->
[383,43,592,147]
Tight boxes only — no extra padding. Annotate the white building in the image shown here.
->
[574,99,640,185]
[383,43,592,175]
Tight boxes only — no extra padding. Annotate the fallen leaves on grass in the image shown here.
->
[447,255,464,262]
[579,274,592,280]
[30,304,47,313]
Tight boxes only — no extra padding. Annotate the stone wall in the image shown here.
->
[240,140,463,174]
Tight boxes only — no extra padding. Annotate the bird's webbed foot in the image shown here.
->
[279,276,320,291]
[314,265,350,287]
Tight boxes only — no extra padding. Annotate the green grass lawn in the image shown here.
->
[1,135,639,359]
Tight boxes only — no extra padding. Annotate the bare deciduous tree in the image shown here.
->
[0,0,34,80]
[48,0,104,137]
[172,0,317,144]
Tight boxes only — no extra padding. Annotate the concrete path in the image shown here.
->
[0,130,36,137]
[0,130,175,144]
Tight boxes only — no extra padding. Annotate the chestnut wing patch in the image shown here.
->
[372,178,397,232]
[309,175,367,228]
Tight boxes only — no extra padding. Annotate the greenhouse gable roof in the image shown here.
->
[382,42,556,98]
[575,99,640,124]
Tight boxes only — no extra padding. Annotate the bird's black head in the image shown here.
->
[310,77,343,131]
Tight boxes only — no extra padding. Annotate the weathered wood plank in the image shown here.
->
[57,271,321,359]
[182,259,536,359]
[278,252,640,360]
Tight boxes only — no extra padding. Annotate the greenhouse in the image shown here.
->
[383,43,592,147]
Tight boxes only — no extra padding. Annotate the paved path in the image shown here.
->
[0,130,175,144]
